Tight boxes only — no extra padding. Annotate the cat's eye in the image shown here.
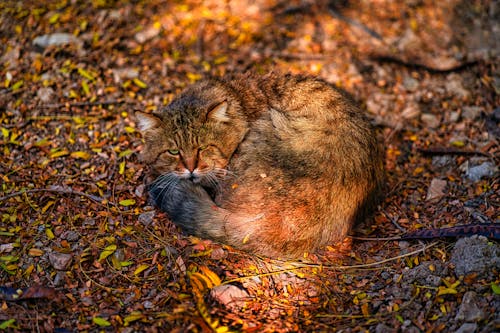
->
[167,149,179,155]
[199,145,208,151]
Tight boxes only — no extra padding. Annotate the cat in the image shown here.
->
[136,72,385,258]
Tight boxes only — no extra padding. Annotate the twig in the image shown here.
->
[0,186,104,203]
[418,147,489,157]
[223,242,439,284]
[38,100,135,109]
[328,7,383,40]
[291,241,439,270]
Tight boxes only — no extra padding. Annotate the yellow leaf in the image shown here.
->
[70,151,91,160]
[45,228,55,240]
[11,80,23,91]
[49,13,60,24]
[119,160,126,175]
[186,72,201,83]
[450,140,465,147]
[132,78,147,89]
[437,286,458,296]
[123,312,144,324]
[199,266,222,286]
[99,244,117,261]
[92,317,111,327]
[81,80,90,96]
[69,89,79,99]
[77,68,96,81]
[1,127,10,138]
[49,149,69,158]
[133,264,149,276]
[42,200,55,213]
[119,199,135,206]
[118,149,134,158]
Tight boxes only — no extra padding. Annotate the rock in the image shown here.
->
[432,155,456,169]
[1,46,20,69]
[134,184,145,197]
[33,33,82,49]
[455,291,485,322]
[37,87,55,104]
[402,261,446,287]
[53,271,66,286]
[421,113,440,128]
[445,73,470,99]
[135,24,161,43]
[451,236,500,278]
[464,161,497,182]
[403,75,419,92]
[60,230,79,242]
[401,101,421,120]
[143,300,154,309]
[138,210,155,226]
[455,323,477,333]
[112,68,139,84]
[426,178,447,201]
[462,106,483,120]
[210,284,250,310]
[49,252,72,271]
[449,111,460,123]
[376,323,397,333]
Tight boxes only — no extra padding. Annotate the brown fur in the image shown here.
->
[136,72,385,258]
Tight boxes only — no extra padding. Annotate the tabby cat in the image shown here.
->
[136,72,384,258]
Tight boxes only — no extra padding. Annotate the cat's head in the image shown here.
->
[136,81,248,185]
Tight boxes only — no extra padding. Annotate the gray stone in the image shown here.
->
[33,33,82,48]
[455,291,485,322]
[462,106,483,120]
[402,261,446,287]
[375,323,395,333]
[138,210,155,226]
[37,87,55,103]
[455,323,477,333]
[465,161,497,182]
[451,236,500,278]
[60,230,79,242]
[403,76,419,92]
[401,102,421,120]
[445,74,470,99]
[432,155,456,169]
[421,113,440,128]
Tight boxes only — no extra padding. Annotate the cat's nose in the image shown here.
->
[183,156,197,173]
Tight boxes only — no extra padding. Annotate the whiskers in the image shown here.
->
[147,172,180,206]
[195,167,234,190]
[147,168,234,204]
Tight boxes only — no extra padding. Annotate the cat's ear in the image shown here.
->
[207,101,230,122]
[135,111,162,132]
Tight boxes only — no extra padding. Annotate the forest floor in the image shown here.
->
[0,0,498,332]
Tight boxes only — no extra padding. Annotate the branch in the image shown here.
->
[0,186,105,203]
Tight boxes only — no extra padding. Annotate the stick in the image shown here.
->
[0,187,104,203]
[418,147,489,157]
[39,100,134,109]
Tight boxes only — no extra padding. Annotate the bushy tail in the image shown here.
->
[148,175,229,240]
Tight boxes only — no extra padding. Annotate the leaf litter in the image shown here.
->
[0,0,498,332]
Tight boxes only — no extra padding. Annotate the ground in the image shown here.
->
[0,0,498,332]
